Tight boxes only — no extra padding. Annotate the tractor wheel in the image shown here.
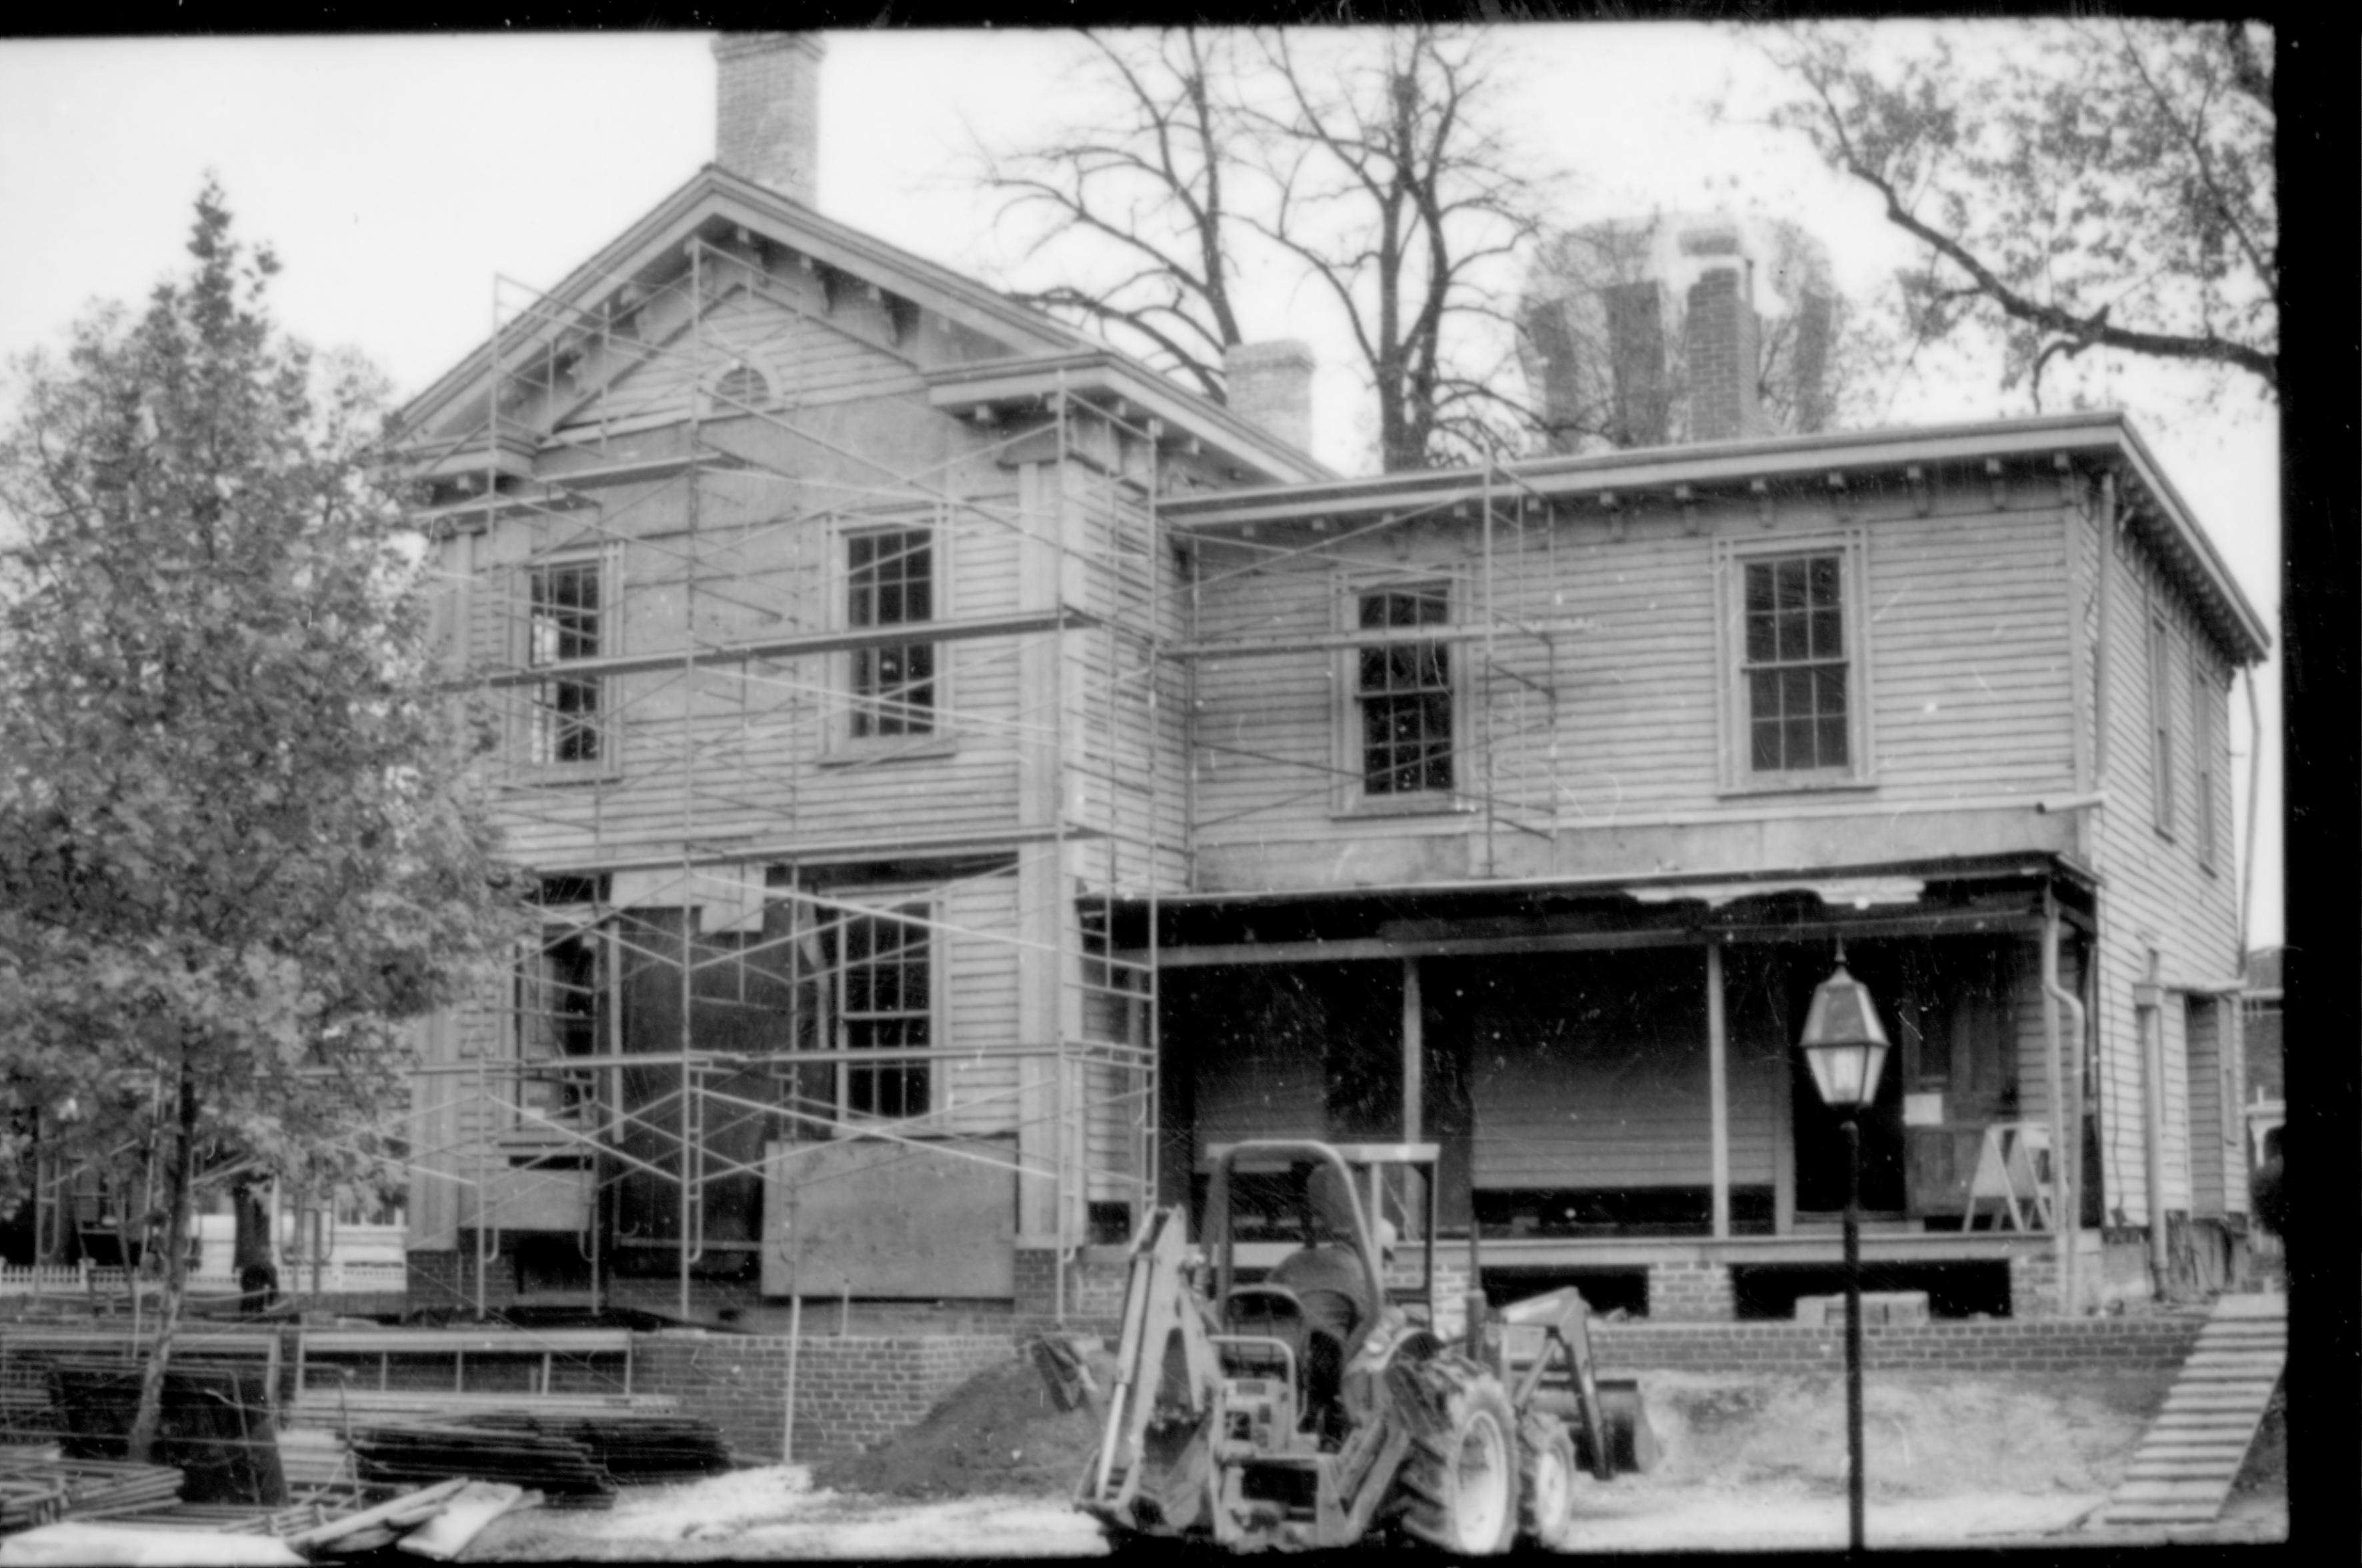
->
[1396,1357,1521,1555]
[1518,1412,1580,1549]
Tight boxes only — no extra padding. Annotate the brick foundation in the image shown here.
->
[1647,1261,1736,1321]
[405,1247,521,1316]
[1010,1245,1128,1339]
[630,1330,1012,1463]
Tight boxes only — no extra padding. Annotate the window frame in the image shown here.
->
[516,544,622,778]
[1332,569,1471,817]
[830,508,954,760]
[509,921,604,1133]
[1714,531,1875,794]
[824,897,942,1135]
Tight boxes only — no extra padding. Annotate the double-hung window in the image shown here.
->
[1349,581,1456,805]
[527,557,608,766]
[515,929,598,1128]
[1718,535,1871,789]
[2148,605,2175,838]
[846,527,937,739]
[2192,654,2218,871]
[838,905,932,1123]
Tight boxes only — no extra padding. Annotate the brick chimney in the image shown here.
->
[1680,225,1767,443]
[713,33,825,207]
[1223,340,1316,456]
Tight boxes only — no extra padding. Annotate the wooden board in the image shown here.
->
[762,1136,1016,1297]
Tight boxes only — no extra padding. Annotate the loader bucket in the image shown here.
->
[1590,1379,1659,1475]
[1533,1376,1659,1475]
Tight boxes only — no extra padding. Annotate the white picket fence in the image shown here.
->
[0,1257,408,1300]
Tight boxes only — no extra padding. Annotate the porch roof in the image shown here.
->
[1128,853,2095,965]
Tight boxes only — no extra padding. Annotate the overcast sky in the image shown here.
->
[0,27,2283,947]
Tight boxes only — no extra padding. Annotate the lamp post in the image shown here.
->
[1799,953,1889,1555]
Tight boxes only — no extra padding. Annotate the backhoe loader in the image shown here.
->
[1079,1141,1656,1553]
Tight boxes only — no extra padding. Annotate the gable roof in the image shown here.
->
[393,164,1330,485]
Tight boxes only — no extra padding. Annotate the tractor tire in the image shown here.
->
[1518,1412,1580,1550]
[1395,1357,1521,1555]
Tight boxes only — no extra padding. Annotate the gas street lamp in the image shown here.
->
[1799,951,1889,1553]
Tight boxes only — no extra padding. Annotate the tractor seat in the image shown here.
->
[1224,1285,1358,1434]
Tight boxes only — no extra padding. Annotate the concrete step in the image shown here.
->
[2102,1505,2231,1525]
[2128,1457,2247,1477]
[2098,1293,2285,1530]
[2113,1480,2235,1502]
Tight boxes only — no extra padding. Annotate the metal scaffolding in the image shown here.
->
[392,231,1175,1319]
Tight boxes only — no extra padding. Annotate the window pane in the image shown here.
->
[1746,608,1776,663]
[1817,715,1850,768]
[1809,607,1844,660]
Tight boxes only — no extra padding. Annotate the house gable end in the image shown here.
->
[395,169,1090,464]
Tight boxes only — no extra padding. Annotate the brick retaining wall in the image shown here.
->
[1590,1316,2203,1377]
[630,1331,1014,1463]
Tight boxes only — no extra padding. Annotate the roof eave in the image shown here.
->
[926,351,1335,485]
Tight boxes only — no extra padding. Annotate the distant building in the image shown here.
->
[1519,213,1840,453]
[2241,945,2283,1170]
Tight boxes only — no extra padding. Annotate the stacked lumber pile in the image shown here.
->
[349,1425,617,1508]
[0,1475,67,1532]
[451,1410,736,1482]
[0,1455,184,1520]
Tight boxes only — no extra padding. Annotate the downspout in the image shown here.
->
[2093,474,2117,781]
[2040,895,2085,1313]
[2136,954,2169,1285]
[2239,665,2263,962]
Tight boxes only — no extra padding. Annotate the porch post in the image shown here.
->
[1401,958,1424,1140]
[1706,939,1730,1240]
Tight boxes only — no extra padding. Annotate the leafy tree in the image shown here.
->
[981,26,1556,471]
[1764,20,2275,407]
[0,182,520,1458]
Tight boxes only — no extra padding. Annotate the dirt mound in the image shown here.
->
[817,1353,2172,1511]
[812,1345,1116,1501]
[1630,1369,2171,1500]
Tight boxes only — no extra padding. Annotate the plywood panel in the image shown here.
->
[762,1137,1017,1297]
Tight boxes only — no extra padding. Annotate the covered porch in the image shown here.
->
[1139,855,2107,1318]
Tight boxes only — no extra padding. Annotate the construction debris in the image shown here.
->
[388,1481,527,1561]
[1028,1334,1100,1414]
[283,1477,471,1553]
[49,1361,284,1505]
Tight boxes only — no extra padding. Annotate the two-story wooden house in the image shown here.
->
[1149,403,2267,1320]
[393,33,2267,1327]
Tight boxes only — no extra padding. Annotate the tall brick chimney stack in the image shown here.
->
[713,33,825,208]
[1680,225,1768,443]
[1224,341,1316,457]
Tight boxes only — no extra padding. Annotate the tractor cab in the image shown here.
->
[1202,1141,1443,1448]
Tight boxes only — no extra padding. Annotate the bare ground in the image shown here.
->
[465,1355,2288,1559]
